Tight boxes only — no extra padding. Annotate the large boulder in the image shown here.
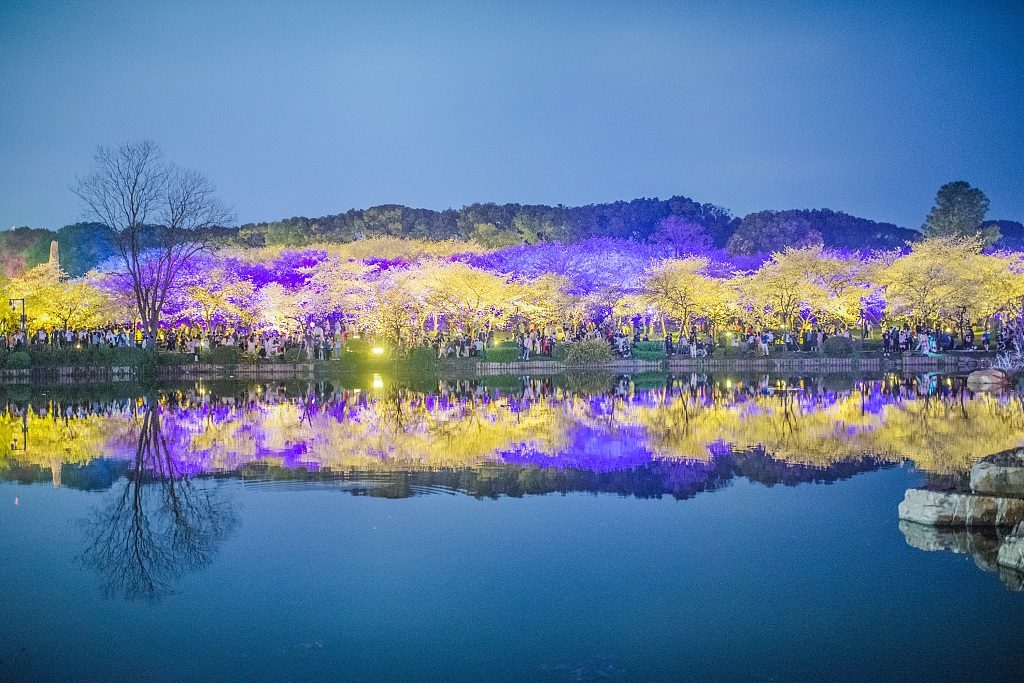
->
[898,488,1024,527]
[970,448,1024,497]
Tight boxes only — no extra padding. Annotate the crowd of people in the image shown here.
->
[879,324,1018,354]
[0,323,325,359]
[1,317,1019,360]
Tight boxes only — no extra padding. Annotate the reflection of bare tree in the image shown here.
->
[81,401,236,600]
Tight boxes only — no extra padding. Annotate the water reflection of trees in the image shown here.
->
[626,375,1024,473]
[80,402,236,600]
[2,375,1023,484]
[232,448,886,499]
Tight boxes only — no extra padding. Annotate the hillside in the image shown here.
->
[232,197,918,254]
[0,194,948,279]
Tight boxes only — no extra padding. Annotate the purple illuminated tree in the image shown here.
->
[653,215,714,257]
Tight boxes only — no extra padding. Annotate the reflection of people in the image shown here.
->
[81,401,236,600]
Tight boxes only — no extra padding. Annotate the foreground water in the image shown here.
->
[1,374,1023,681]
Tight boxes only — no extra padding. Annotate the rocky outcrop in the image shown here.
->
[970,448,1024,497]
[901,451,1024,590]
[897,488,1024,527]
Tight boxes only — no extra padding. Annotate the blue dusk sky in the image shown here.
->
[1,0,1021,231]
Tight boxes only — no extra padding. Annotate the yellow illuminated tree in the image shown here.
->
[977,253,1024,322]
[253,282,306,333]
[420,261,515,335]
[738,246,865,331]
[740,248,822,329]
[642,257,718,331]
[333,236,485,260]
[3,261,108,330]
[879,236,984,327]
[300,256,374,320]
[354,267,427,345]
[520,274,576,328]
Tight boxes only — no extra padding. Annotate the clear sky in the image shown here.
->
[1,0,1021,231]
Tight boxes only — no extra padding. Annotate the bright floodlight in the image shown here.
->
[371,347,384,355]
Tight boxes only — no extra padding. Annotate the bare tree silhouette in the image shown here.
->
[81,401,236,600]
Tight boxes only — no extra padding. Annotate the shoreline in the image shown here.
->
[0,352,992,384]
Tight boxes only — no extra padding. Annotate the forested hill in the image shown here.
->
[234,196,738,248]
[0,194,944,279]
[233,198,919,254]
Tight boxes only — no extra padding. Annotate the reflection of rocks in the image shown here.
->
[965,368,1008,391]
[899,521,1002,571]
[900,520,1024,591]
[970,448,1024,497]
[998,565,1024,591]
[898,488,1024,527]
[901,448,1024,591]
[0,458,129,491]
[996,524,1024,576]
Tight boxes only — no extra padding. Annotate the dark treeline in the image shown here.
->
[235,198,922,255]
[5,193,1022,280]
[0,450,887,498]
[234,196,737,248]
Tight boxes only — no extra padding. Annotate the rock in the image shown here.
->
[970,448,1024,497]
[966,368,1008,391]
[898,488,1024,527]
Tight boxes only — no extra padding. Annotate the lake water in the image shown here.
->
[2,374,1023,682]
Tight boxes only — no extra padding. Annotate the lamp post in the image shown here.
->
[8,298,26,332]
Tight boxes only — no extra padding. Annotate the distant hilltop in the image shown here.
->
[233,198,918,254]
[2,194,1022,279]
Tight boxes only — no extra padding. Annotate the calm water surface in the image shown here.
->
[1,374,1023,682]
